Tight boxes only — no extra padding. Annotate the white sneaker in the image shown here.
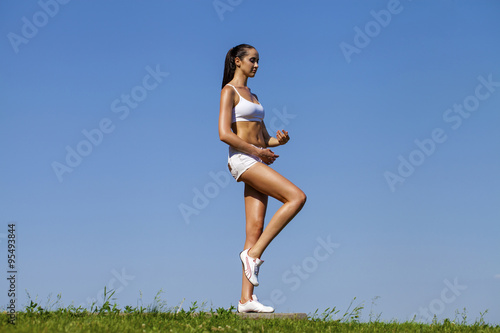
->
[240,249,263,286]
[238,295,275,313]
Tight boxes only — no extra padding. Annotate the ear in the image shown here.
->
[234,57,242,67]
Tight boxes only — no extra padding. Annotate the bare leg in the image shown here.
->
[240,183,267,304]
[239,162,306,260]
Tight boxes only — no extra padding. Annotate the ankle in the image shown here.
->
[247,248,260,259]
[240,297,251,304]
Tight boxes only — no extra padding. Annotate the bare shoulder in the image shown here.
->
[221,84,236,98]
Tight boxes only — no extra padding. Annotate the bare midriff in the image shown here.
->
[231,121,266,148]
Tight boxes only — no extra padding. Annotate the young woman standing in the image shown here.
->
[218,44,306,313]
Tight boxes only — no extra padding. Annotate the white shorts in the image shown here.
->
[228,145,264,181]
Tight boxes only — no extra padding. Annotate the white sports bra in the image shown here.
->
[226,84,265,123]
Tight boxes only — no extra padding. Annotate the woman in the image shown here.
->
[218,44,307,313]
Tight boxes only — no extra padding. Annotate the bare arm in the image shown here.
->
[262,121,290,147]
[219,86,278,164]
[219,86,263,156]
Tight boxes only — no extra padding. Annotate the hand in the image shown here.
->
[276,130,290,145]
[258,148,279,165]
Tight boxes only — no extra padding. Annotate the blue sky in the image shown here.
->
[1,0,499,323]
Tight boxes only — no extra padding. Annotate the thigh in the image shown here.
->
[239,162,304,204]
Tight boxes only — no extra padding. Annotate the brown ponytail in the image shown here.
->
[221,44,255,89]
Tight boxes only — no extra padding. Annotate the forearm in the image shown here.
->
[266,137,282,148]
[220,131,261,156]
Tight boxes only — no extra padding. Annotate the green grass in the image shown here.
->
[1,289,498,332]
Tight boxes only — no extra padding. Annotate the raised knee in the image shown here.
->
[293,191,307,209]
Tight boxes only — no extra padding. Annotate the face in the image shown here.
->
[235,48,259,77]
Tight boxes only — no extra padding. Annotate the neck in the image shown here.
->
[232,72,249,87]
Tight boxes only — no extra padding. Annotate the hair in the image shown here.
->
[221,44,255,89]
